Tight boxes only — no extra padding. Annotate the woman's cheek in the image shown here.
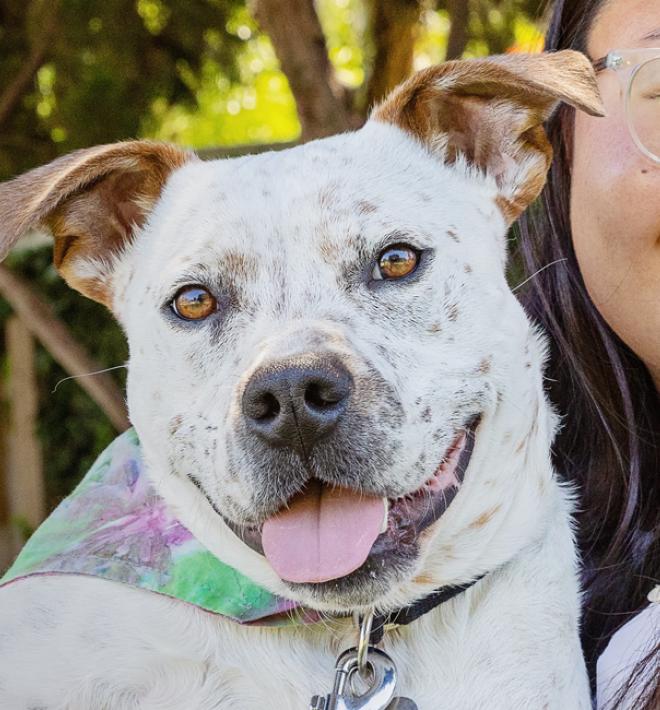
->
[570,109,660,383]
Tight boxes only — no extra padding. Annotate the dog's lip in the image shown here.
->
[384,416,479,535]
[223,414,481,561]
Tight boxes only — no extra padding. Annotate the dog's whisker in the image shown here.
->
[315,609,339,636]
[284,605,301,626]
[511,258,568,293]
[51,364,128,393]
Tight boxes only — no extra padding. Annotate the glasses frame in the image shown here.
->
[593,48,660,165]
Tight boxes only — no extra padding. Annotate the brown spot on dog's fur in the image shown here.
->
[413,574,434,585]
[447,303,459,321]
[222,250,259,280]
[421,406,432,423]
[515,436,528,453]
[463,263,473,274]
[469,505,501,529]
[476,356,492,374]
[447,227,460,243]
[427,322,442,333]
[356,200,378,215]
[169,414,184,436]
[319,238,336,262]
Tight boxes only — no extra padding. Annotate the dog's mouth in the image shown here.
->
[225,415,480,587]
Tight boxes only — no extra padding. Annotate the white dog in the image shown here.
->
[0,51,603,709]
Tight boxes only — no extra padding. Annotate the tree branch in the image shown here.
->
[365,0,423,110]
[249,0,352,140]
[0,265,129,433]
[0,0,61,131]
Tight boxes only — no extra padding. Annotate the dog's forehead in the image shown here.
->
[138,122,501,287]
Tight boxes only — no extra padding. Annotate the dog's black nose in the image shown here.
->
[242,358,352,451]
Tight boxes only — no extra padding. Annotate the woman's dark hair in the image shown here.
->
[516,0,660,706]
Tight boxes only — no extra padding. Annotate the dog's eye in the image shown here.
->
[171,285,217,321]
[373,244,419,280]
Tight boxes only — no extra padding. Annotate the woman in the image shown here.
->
[517,0,659,707]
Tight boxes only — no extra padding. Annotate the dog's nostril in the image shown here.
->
[254,392,280,420]
[243,386,282,422]
[305,381,343,409]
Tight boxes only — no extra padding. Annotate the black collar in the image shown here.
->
[367,574,486,645]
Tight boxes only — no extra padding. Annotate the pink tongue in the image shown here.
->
[262,481,386,584]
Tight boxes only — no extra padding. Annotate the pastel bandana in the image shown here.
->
[0,428,315,627]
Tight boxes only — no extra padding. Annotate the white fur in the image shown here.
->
[0,120,590,708]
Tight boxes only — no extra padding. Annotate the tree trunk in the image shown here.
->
[366,0,423,110]
[446,0,471,60]
[250,0,353,140]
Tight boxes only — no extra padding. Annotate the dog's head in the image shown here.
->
[0,52,603,613]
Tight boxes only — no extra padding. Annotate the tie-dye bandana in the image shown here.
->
[0,428,317,628]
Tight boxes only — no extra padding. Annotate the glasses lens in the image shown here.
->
[629,57,660,161]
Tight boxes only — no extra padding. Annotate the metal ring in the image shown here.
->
[356,608,374,678]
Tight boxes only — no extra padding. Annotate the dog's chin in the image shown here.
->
[222,414,480,610]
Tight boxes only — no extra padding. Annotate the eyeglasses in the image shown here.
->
[593,48,660,164]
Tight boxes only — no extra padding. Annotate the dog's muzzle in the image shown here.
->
[225,352,481,591]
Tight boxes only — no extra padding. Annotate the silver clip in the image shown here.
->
[309,609,418,710]
[316,646,398,709]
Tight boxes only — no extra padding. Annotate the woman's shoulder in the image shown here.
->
[597,593,659,709]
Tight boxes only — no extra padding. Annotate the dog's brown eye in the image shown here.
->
[375,244,419,280]
[172,286,217,321]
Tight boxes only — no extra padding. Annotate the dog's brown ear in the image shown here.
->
[372,50,604,224]
[0,141,196,308]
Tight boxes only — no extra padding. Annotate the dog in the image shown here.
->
[0,50,603,709]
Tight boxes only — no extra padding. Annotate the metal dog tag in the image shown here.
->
[309,646,418,710]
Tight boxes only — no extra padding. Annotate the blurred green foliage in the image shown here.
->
[0,0,545,515]
[0,0,246,174]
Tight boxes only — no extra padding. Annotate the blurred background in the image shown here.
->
[0,0,549,571]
